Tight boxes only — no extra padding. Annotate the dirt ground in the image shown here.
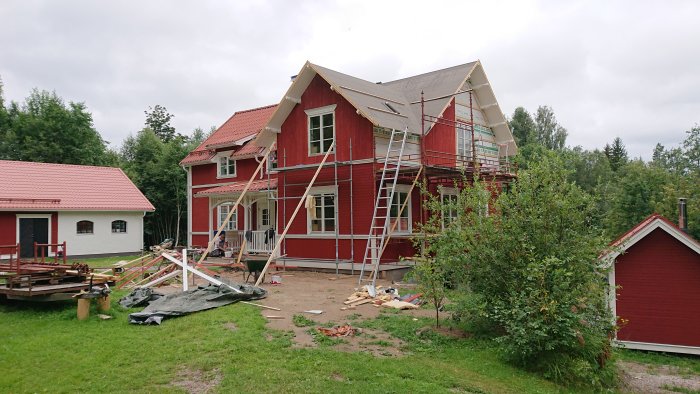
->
[619,361,700,393]
[218,269,440,356]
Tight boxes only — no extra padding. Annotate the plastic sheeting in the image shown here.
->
[124,282,267,325]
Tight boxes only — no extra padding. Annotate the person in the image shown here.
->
[211,233,226,257]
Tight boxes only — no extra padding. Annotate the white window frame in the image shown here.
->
[307,185,337,234]
[261,208,270,227]
[306,105,336,157]
[111,220,128,234]
[14,214,53,258]
[218,203,238,231]
[440,187,459,228]
[217,154,237,178]
[389,184,412,234]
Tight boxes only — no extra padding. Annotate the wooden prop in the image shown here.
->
[163,251,243,294]
[255,141,336,286]
[196,144,275,266]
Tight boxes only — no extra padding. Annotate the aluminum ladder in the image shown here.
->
[358,127,409,286]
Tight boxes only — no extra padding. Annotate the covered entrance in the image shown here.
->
[195,179,277,254]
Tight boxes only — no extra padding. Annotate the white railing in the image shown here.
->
[236,230,275,254]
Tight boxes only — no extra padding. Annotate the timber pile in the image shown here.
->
[341,285,423,310]
[114,251,221,290]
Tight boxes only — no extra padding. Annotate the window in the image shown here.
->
[309,193,336,233]
[219,156,236,177]
[389,188,411,233]
[218,203,238,230]
[306,105,336,156]
[456,124,472,161]
[261,208,270,227]
[77,220,94,234]
[441,192,459,227]
[268,151,278,171]
[111,220,127,233]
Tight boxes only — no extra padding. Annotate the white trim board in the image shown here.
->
[614,340,700,356]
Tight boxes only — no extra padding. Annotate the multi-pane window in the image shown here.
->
[441,193,459,227]
[457,124,472,161]
[261,208,270,227]
[218,203,238,230]
[268,151,278,170]
[77,220,94,234]
[111,220,127,233]
[219,156,236,177]
[308,111,334,155]
[310,193,336,232]
[389,191,410,233]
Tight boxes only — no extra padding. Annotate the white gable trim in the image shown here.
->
[608,218,700,261]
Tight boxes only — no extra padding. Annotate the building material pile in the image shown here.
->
[342,285,422,310]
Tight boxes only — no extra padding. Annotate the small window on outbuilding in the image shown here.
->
[112,220,127,233]
[77,220,94,234]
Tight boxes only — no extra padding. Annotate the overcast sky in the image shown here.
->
[1,0,698,158]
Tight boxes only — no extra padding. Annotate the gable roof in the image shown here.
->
[255,60,516,155]
[180,104,277,166]
[606,214,700,261]
[0,160,155,211]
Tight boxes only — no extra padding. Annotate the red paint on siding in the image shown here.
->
[0,212,16,246]
[277,75,375,168]
[191,157,268,187]
[424,98,456,166]
[191,193,211,233]
[616,228,700,347]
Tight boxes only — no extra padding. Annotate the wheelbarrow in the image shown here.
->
[242,256,269,284]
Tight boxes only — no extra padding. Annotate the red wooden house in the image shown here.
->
[182,60,517,279]
[606,212,700,355]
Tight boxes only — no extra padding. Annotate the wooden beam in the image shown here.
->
[196,144,275,266]
[163,251,244,294]
[255,141,336,286]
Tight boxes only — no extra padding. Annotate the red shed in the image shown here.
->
[607,214,700,355]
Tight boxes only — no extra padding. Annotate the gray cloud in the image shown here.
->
[1,0,698,158]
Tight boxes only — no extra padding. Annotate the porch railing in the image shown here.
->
[227,230,275,254]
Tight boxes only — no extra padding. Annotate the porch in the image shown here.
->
[194,178,278,254]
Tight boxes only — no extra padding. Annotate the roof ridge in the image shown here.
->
[233,104,277,115]
[384,61,478,85]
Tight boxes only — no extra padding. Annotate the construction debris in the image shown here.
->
[317,324,358,337]
[342,285,423,309]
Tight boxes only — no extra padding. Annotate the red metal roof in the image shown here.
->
[195,179,277,197]
[0,160,155,211]
[181,104,277,166]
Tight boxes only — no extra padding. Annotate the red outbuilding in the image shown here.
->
[607,212,700,355]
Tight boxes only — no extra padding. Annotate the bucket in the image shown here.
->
[224,250,233,258]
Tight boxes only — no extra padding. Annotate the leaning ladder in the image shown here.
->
[358,127,409,286]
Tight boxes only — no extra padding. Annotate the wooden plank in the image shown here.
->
[255,141,336,287]
[349,298,373,306]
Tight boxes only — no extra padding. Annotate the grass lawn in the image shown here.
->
[0,292,573,394]
[68,254,145,268]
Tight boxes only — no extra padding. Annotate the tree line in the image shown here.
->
[510,105,700,240]
[0,80,208,248]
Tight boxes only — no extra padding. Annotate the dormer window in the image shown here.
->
[218,156,236,177]
[306,105,336,156]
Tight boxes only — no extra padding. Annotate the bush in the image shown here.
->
[416,152,617,388]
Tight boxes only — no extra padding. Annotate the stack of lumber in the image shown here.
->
[342,286,423,310]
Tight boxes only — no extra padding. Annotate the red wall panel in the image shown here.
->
[424,98,456,166]
[0,212,16,246]
[616,228,700,347]
[277,75,375,168]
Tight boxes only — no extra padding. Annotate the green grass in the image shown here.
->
[68,254,144,268]
[0,293,582,393]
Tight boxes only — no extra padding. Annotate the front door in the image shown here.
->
[257,202,275,231]
[19,218,49,258]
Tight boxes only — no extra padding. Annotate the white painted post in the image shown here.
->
[182,249,189,291]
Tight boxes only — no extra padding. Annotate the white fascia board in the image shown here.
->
[609,219,700,261]
[614,340,700,356]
